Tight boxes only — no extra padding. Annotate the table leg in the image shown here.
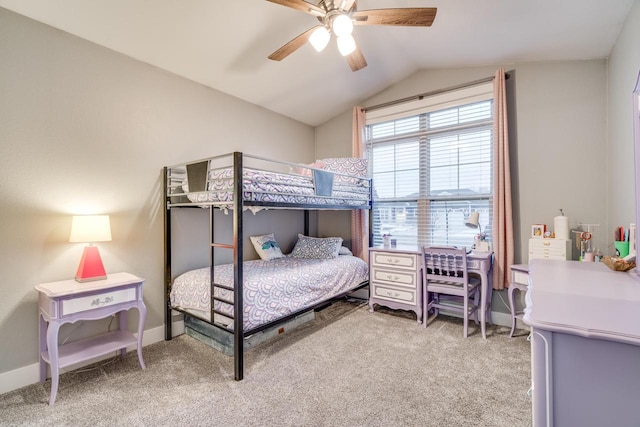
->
[480,271,488,340]
[119,310,127,357]
[508,286,517,337]
[137,301,147,369]
[39,314,47,382]
[46,322,60,406]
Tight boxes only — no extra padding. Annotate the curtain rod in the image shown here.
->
[363,73,510,113]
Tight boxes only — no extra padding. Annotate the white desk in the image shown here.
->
[524,260,640,426]
[368,246,494,339]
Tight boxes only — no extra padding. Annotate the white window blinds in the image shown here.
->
[365,82,494,248]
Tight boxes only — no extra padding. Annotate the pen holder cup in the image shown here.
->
[614,241,630,258]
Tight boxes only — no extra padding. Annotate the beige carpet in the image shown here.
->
[0,301,532,426]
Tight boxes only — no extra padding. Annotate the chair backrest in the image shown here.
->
[421,246,469,285]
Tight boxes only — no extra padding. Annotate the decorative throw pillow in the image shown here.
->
[290,234,343,259]
[250,233,284,261]
[319,158,368,183]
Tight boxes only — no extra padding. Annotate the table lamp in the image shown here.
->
[465,211,482,235]
[465,211,490,251]
[69,215,112,282]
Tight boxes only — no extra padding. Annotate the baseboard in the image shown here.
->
[0,319,185,396]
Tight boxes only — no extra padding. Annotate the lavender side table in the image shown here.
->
[35,272,146,405]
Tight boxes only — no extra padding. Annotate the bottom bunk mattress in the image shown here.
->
[170,255,369,331]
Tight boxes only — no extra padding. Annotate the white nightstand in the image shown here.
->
[35,272,146,405]
[368,248,423,323]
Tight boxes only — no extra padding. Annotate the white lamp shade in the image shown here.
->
[332,14,353,37]
[337,34,356,56]
[69,215,112,243]
[465,211,480,229]
[309,26,330,52]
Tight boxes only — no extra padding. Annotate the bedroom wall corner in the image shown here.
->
[607,0,640,232]
[0,6,315,390]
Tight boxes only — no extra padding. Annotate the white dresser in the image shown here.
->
[528,238,571,261]
[368,248,422,323]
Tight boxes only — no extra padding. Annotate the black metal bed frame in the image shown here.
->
[163,151,371,381]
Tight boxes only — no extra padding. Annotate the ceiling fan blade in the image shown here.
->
[353,8,437,26]
[266,0,326,16]
[268,26,320,61]
[346,45,367,72]
[340,0,357,12]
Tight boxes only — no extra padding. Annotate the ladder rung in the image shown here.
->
[213,283,234,292]
[211,243,234,249]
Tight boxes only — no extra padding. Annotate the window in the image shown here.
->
[365,83,494,248]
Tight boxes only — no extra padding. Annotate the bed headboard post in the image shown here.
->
[304,210,310,236]
[233,151,244,380]
[163,166,173,341]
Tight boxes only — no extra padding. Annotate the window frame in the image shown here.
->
[365,82,494,248]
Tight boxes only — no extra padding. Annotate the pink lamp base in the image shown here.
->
[75,246,107,282]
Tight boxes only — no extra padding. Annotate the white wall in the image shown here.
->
[316,61,609,264]
[0,8,314,377]
[608,0,640,232]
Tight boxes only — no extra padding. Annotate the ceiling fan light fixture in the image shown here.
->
[309,26,331,52]
[337,34,356,56]
[332,14,353,37]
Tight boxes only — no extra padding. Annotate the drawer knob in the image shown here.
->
[91,296,115,307]
[386,274,400,281]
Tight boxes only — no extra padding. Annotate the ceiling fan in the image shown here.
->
[266,0,437,72]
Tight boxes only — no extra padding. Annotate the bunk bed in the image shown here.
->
[164,152,372,381]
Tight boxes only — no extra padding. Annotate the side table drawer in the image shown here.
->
[370,267,417,288]
[61,287,137,316]
[371,251,417,270]
[372,283,417,304]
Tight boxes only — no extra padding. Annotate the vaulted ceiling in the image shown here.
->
[0,0,635,126]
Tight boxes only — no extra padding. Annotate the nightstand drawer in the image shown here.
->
[372,283,417,304]
[371,251,417,270]
[370,267,417,288]
[61,287,137,316]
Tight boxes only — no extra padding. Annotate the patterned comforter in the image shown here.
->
[185,167,370,206]
[170,255,369,331]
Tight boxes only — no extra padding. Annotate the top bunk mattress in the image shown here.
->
[166,153,371,209]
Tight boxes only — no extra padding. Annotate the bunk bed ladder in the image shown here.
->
[206,152,244,381]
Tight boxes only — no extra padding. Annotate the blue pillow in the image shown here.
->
[250,233,284,261]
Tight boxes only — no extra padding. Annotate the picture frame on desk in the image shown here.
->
[531,224,546,238]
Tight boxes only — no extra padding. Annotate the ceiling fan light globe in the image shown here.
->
[337,34,356,56]
[332,14,353,37]
[309,26,330,52]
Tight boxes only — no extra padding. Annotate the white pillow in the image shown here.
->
[250,233,284,261]
[338,246,353,256]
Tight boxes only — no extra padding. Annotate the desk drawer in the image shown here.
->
[371,252,417,270]
[371,283,417,304]
[370,267,417,288]
[61,287,136,316]
[512,270,529,286]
